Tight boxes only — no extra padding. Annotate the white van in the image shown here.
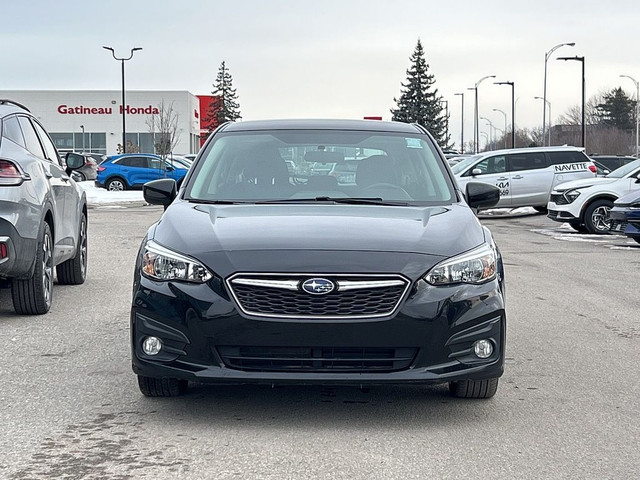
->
[452,146,596,210]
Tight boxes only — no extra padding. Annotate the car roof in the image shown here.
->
[109,153,162,160]
[474,145,586,158]
[219,119,424,134]
[0,100,31,117]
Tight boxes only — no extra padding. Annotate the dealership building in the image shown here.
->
[0,90,218,155]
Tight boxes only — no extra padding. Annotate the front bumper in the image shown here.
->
[547,200,580,223]
[131,274,506,386]
[609,208,640,238]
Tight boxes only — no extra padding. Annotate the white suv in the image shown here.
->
[547,159,640,233]
[452,146,596,210]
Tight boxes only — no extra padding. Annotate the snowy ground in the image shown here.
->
[78,181,145,207]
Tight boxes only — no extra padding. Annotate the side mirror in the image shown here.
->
[65,152,86,170]
[466,182,500,210]
[144,178,177,209]
[471,168,482,176]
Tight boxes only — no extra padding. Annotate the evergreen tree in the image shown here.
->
[391,40,449,147]
[207,61,241,131]
[596,87,635,132]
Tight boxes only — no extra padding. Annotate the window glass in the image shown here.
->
[32,121,61,164]
[17,116,45,158]
[139,133,155,154]
[50,133,73,151]
[186,130,455,205]
[2,116,25,147]
[90,133,106,150]
[470,155,506,175]
[74,132,90,151]
[508,152,549,172]
[547,151,589,165]
[148,157,163,170]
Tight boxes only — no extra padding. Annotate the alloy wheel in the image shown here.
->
[591,205,612,232]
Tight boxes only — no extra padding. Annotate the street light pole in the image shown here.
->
[454,92,464,153]
[480,132,489,150]
[557,56,586,148]
[543,42,575,146]
[494,81,515,148]
[620,74,639,158]
[534,96,551,145]
[80,125,85,152]
[103,46,142,153]
[473,75,496,154]
[481,117,495,149]
[493,109,507,149]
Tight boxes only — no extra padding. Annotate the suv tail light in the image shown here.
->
[0,159,26,186]
[0,242,7,260]
[588,163,597,173]
[97,166,106,172]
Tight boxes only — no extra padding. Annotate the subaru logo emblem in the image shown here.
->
[301,278,335,295]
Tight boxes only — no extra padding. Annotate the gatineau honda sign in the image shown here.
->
[0,90,211,154]
[57,104,161,115]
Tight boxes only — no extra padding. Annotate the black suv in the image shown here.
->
[132,119,505,399]
[0,100,88,314]
[589,155,637,173]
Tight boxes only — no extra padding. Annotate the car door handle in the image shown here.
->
[512,175,524,179]
[44,171,53,179]
[497,176,509,181]
[61,174,70,182]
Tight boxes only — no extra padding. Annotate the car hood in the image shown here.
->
[553,177,618,192]
[613,188,640,206]
[150,200,486,279]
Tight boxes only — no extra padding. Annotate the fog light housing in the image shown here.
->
[473,339,494,359]
[142,336,162,356]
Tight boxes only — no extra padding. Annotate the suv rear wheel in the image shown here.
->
[57,212,87,285]
[11,222,54,315]
[106,177,127,191]
[583,199,614,234]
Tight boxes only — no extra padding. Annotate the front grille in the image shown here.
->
[217,346,418,372]
[227,274,410,319]
[550,193,568,205]
[610,220,628,233]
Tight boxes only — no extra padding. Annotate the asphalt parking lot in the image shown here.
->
[0,206,638,479]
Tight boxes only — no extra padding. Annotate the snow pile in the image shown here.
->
[77,182,145,206]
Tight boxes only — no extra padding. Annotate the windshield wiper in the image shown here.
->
[256,196,410,206]
[187,199,248,205]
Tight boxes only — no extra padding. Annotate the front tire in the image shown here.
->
[583,199,614,234]
[449,377,499,399]
[11,222,54,315]
[57,212,87,285]
[137,375,188,397]
[566,220,588,233]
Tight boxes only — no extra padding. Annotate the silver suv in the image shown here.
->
[0,100,88,314]
[452,146,596,210]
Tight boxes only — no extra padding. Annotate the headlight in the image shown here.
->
[564,189,581,203]
[141,240,212,283]
[630,203,640,210]
[425,243,497,286]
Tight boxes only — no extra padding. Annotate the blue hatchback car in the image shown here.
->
[609,190,640,244]
[96,154,189,191]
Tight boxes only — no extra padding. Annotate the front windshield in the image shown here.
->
[451,155,481,174]
[606,159,640,178]
[185,130,456,205]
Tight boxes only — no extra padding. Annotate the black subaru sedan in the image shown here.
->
[132,119,505,399]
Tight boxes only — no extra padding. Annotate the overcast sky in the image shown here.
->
[2,0,639,149]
